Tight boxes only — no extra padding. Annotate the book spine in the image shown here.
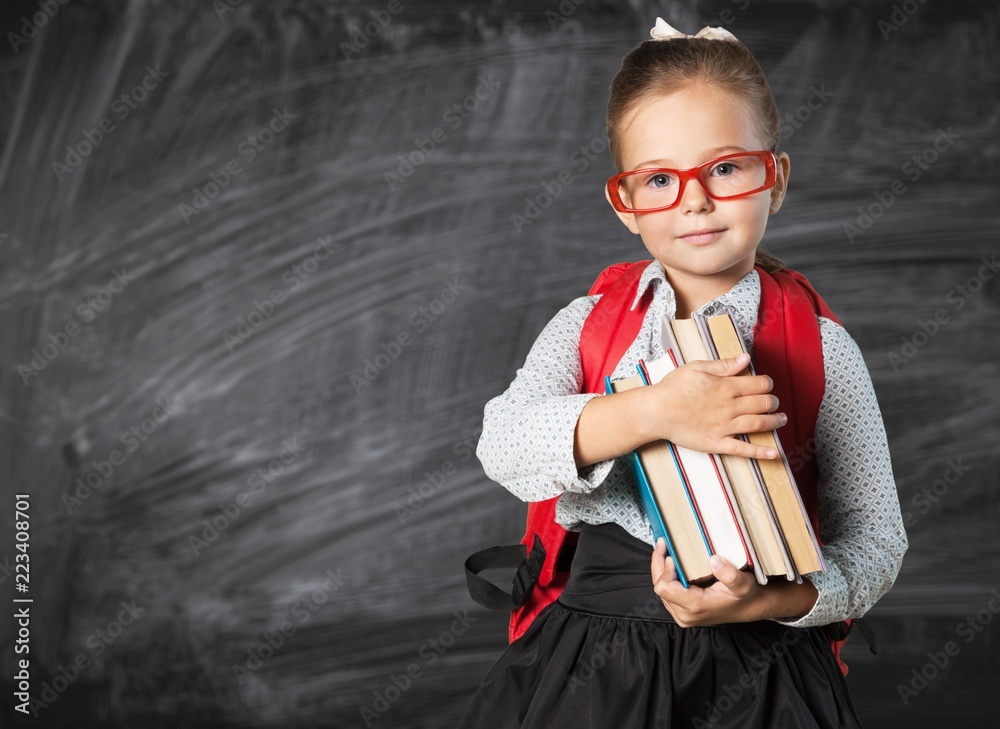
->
[631,451,691,589]
[660,316,685,365]
[605,374,690,588]
[767,427,827,574]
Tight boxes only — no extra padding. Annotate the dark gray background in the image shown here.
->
[1,0,997,726]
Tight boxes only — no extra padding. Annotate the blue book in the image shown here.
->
[604,372,708,587]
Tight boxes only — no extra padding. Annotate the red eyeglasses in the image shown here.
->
[606,150,777,213]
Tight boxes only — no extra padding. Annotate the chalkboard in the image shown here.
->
[0,1,997,727]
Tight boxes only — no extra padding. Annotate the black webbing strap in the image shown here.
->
[466,538,878,659]
[853,617,878,655]
[824,616,878,655]
[464,535,553,611]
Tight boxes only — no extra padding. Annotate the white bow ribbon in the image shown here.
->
[649,16,738,42]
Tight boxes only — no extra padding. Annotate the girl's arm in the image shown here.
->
[769,317,909,627]
[574,354,786,466]
[476,295,616,501]
[477,295,786,502]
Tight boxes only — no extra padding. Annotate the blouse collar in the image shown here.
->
[629,259,761,348]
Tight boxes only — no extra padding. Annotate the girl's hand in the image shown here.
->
[644,353,785,459]
[649,538,763,626]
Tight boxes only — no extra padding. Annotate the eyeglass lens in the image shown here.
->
[619,155,768,211]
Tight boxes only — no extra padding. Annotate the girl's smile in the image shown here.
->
[676,227,726,245]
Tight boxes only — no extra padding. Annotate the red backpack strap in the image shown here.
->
[586,260,638,295]
[753,265,844,541]
[753,267,827,538]
[754,266,875,675]
[579,260,656,394]
[508,260,654,643]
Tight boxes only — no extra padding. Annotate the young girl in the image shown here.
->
[458,17,907,729]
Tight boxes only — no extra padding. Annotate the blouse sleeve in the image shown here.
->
[475,295,618,502]
[772,317,909,628]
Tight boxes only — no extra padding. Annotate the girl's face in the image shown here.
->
[607,84,790,296]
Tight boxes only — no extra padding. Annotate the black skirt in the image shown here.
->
[457,521,864,729]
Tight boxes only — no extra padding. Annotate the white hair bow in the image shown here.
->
[649,16,738,42]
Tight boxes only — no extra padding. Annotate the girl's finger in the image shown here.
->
[661,554,678,583]
[652,539,678,587]
[650,537,666,582]
[718,434,779,460]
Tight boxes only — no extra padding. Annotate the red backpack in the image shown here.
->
[464,260,876,675]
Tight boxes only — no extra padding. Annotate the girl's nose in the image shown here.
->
[679,177,713,214]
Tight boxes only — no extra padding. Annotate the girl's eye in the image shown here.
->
[645,173,676,188]
[711,162,739,177]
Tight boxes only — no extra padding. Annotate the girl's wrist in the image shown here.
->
[575,386,668,467]
[758,576,819,622]
[632,378,673,444]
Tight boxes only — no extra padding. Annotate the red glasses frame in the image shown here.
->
[606,150,778,213]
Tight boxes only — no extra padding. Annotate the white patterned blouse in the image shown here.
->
[476,259,908,628]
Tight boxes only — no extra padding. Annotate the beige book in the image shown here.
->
[704,313,824,576]
[608,373,714,584]
[668,318,793,581]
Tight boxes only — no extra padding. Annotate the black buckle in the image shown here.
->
[512,535,546,606]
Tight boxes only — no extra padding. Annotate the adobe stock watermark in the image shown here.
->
[188,436,307,556]
[351,276,468,394]
[562,588,809,720]
[692,628,807,727]
[565,631,629,694]
[902,457,971,529]
[897,587,1000,705]
[17,267,138,384]
[886,255,997,372]
[511,129,610,234]
[222,234,340,353]
[178,106,296,223]
[878,0,929,40]
[843,126,961,244]
[708,0,752,28]
[213,0,245,20]
[394,428,482,524]
[7,0,71,54]
[62,396,180,514]
[779,84,834,142]
[545,0,588,30]
[384,74,501,191]
[0,555,20,586]
[340,0,410,62]
[51,64,169,182]
[547,0,751,33]
[565,595,665,693]
[359,610,477,726]
[784,435,820,473]
[232,567,348,686]
[15,598,144,716]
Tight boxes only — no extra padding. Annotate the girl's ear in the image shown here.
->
[769,151,791,214]
[605,184,641,234]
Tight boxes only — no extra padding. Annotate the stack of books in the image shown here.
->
[605,305,825,587]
